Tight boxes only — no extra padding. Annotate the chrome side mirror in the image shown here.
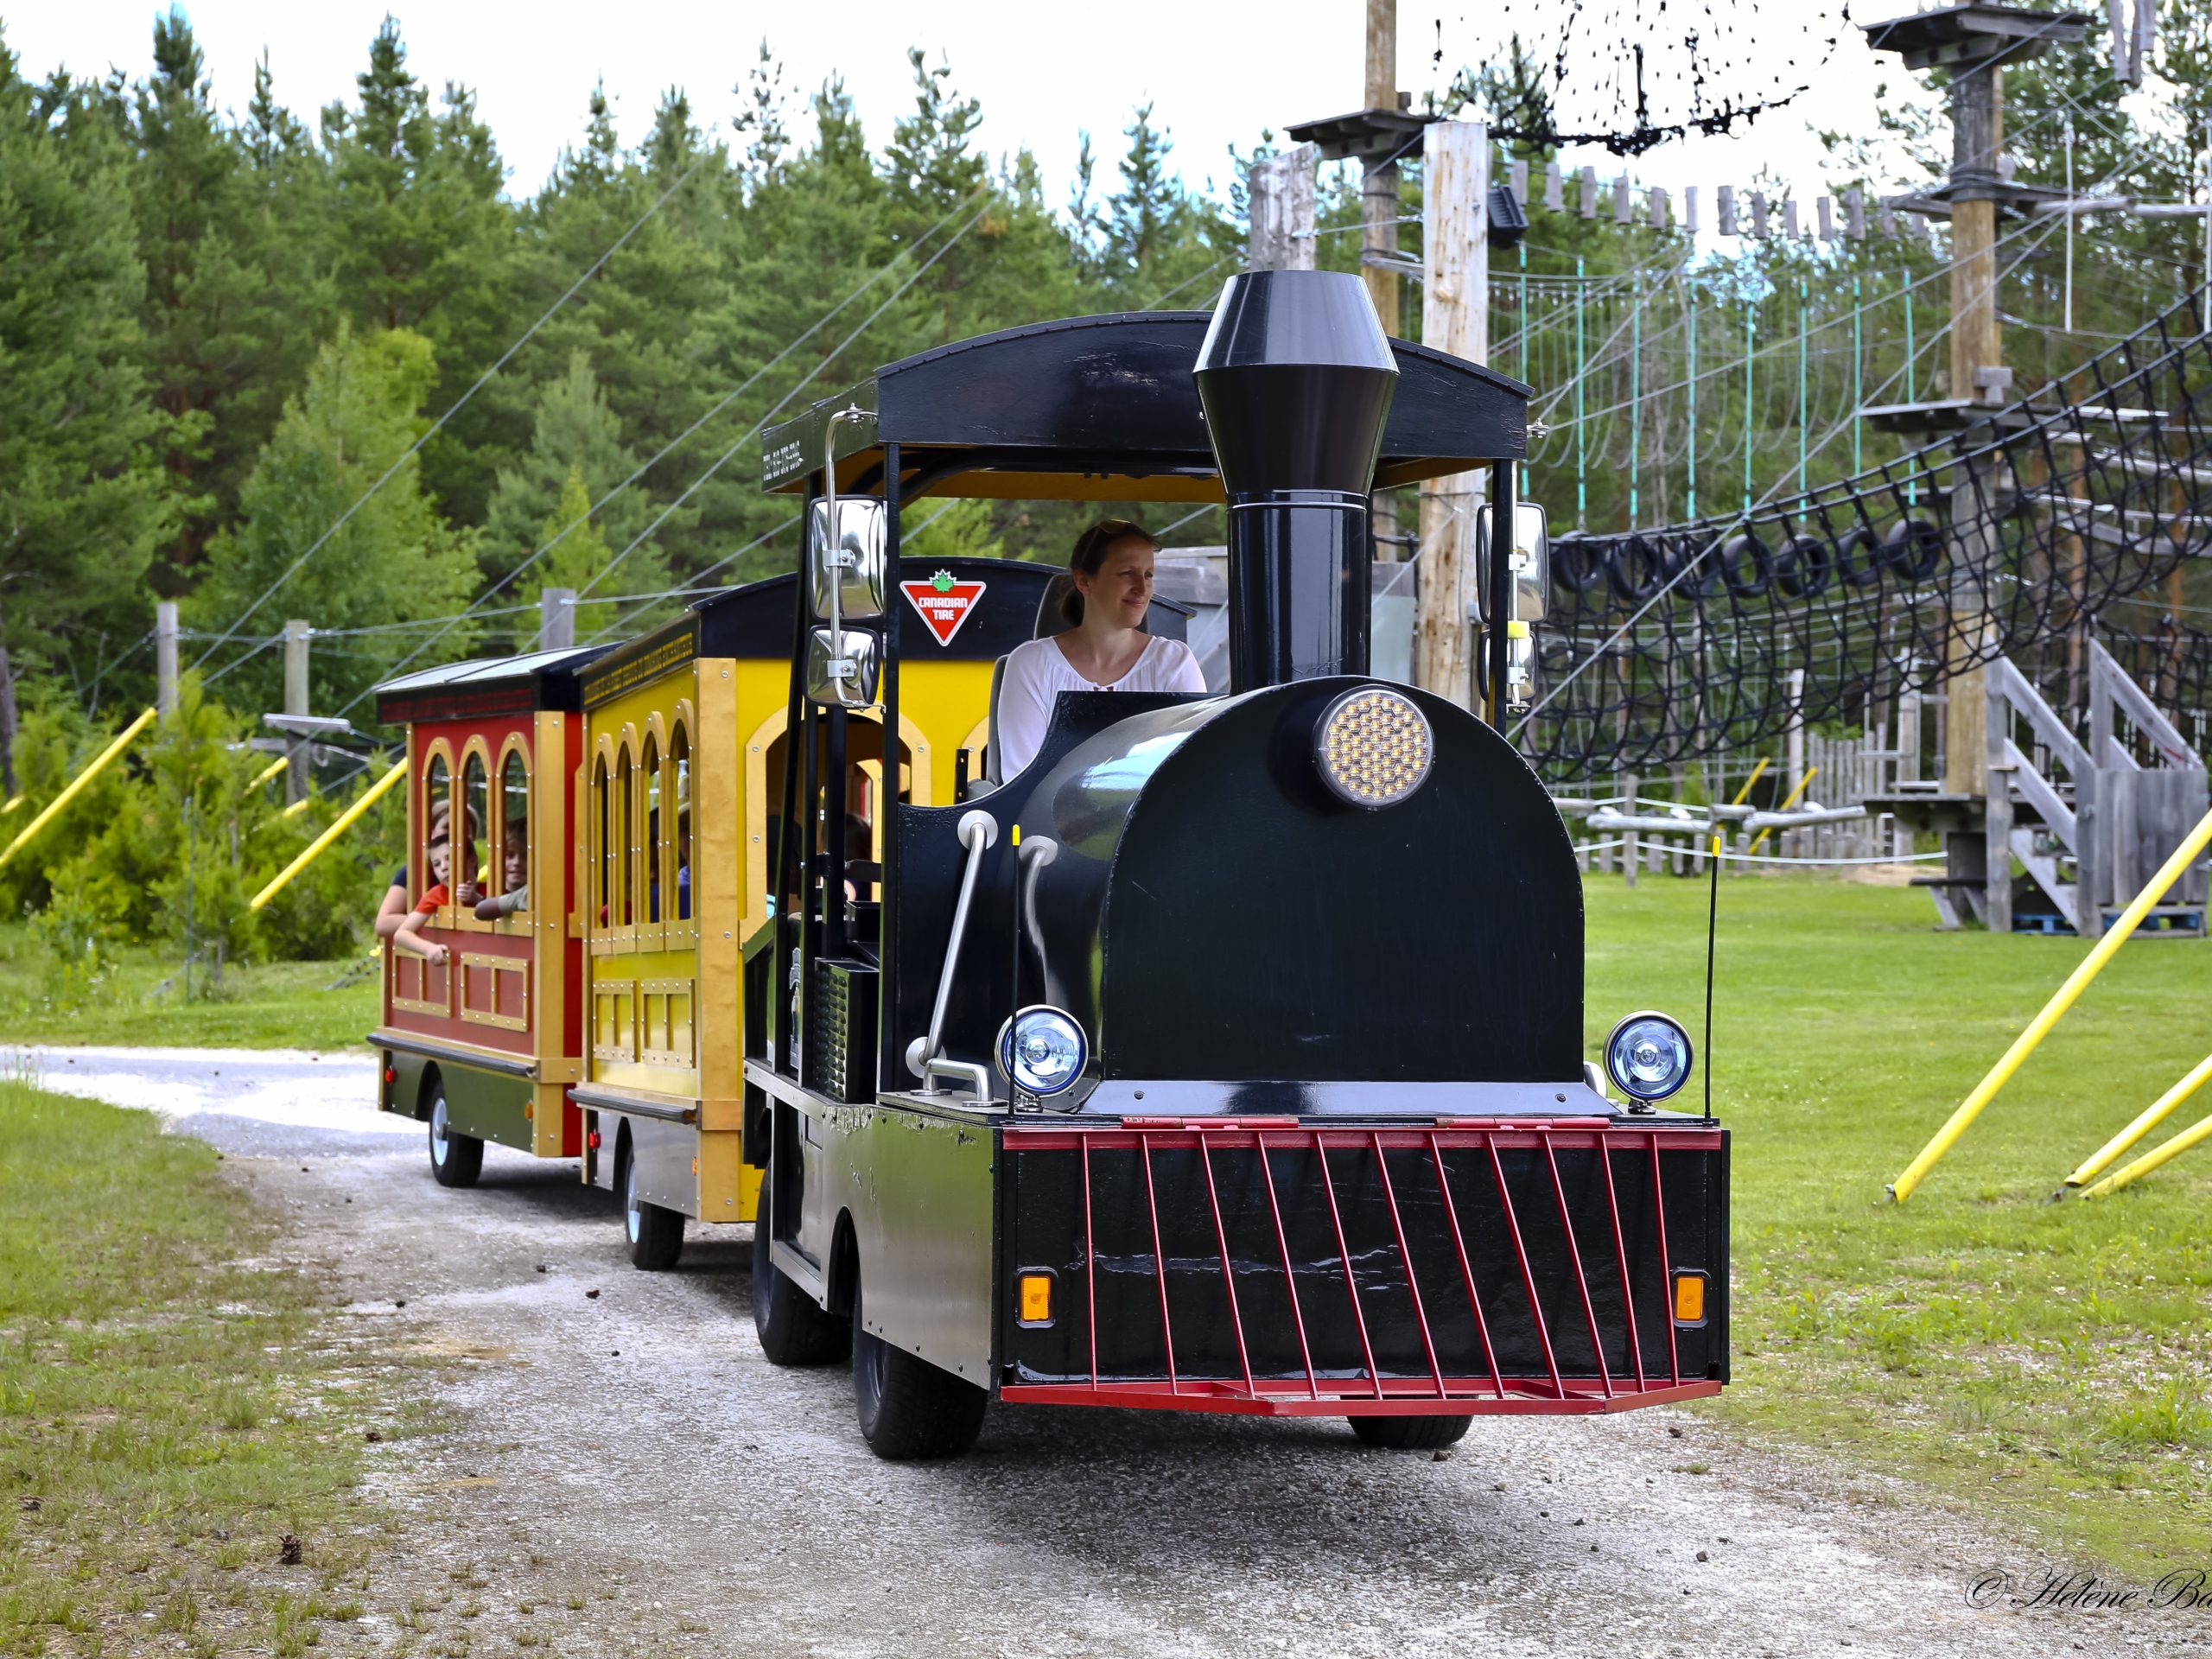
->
[806,626,880,708]
[1472,501,1549,622]
[809,497,887,620]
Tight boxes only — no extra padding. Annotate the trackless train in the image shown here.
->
[372,268,1729,1459]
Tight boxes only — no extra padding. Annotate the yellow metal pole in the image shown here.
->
[1732,756,1771,806]
[1,796,22,817]
[0,707,158,869]
[2081,1105,2212,1199]
[249,759,406,912]
[2062,1051,2212,1192]
[1746,765,1819,855]
[1890,801,2212,1203]
[250,754,289,789]
[281,796,312,820]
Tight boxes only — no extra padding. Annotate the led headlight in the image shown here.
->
[1313,686,1433,809]
[1000,1005,1088,1097]
[1604,1012,1694,1103]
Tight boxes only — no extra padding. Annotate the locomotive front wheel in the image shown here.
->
[852,1273,986,1461]
[426,1084,483,1189]
[1349,1414,1473,1452]
[750,1175,847,1365]
[620,1151,685,1272]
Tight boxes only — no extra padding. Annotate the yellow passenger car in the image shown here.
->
[576,558,1196,1266]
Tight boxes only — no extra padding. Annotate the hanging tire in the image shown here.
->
[1608,533,1664,603]
[1883,518,1944,582]
[1771,533,1832,599]
[620,1146,685,1272]
[852,1271,987,1461]
[1834,524,1884,588]
[426,1079,483,1189]
[1549,535,1605,596]
[1349,1414,1475,1451]
[751,1165,848,1365]
[1675,530,1726,596]
[1719,531,1772,599]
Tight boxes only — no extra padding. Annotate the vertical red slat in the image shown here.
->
[1370,1131,1446,1396]
[1649,1135,1681,1387]
[1198,1137,1257,1397]
[1486,1133,1564,1400]
[1140,1140,1180,1395]
[1081,1132,1100,1391]
[1426,1135,1507,1400]
[1545,1139,1613,1398]
[1315,1140,1384,1397]
[1597,1136,1648,1391]
[1255,1132,1320,1400]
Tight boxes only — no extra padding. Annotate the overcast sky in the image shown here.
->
[10,2,1926,219]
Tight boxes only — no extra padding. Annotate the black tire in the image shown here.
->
[1834,524,1884,588]
[1772,533,1831,599]
[426,1080,483,1189]
[1549,535,1605,596]
[1607,533,1664,603]
[1883,518,1944,582]
[1349,1414,1475,1451]
[1719,531,1771,599]
[852,1274,987,1461]
[620,1148,685,1272]
[751,1171,848,1365]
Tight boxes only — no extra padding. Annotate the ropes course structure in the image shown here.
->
[1516,285,2212,780]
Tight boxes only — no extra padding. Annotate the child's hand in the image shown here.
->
[454,880,480,906]
[427,942,450,965]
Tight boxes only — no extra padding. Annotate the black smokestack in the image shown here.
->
[1193,269,1397,690]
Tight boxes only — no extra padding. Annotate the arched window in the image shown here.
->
[499,747,530,915]
[424,753,452,899]
[592,755,610,923]
[670,722,691,923]
[642,734,662,925]
[461,752,489,904]
[614,746,634,928]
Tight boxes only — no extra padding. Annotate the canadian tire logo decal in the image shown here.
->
[900,569,986,646]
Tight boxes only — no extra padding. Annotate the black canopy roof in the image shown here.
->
[760,309,1529,504]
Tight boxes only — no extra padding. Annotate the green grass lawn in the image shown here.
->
[0,1076,417,1656]
[1587,872,2212,1574]
[0,923,378,1051]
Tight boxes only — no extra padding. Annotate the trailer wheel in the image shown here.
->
[1349,1414,1474,1451]
[426,1081,483,1189]
[620,1149,685,1272]
[751,1177,847,1365]
[852,1273,986,1461]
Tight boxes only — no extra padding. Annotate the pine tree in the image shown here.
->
[190,324,479,713]
[0,27,176,691]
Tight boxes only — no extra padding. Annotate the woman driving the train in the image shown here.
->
[995,518,1206,779]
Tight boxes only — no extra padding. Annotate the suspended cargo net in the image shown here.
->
[1519,295,2212,781]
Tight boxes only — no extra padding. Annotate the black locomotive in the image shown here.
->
[744,268,1727,1459]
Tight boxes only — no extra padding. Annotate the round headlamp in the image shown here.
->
[1312,686,1433,809]
[1604,1012,1694,1103]
[1000,1005,1088,1097]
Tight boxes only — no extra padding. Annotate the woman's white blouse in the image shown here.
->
[995,633,1208,779]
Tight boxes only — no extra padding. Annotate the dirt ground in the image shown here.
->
[24,1046,2211,1659]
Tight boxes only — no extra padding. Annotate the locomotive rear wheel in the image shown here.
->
[620,1152,685,1272]
[750,1175,848,1365]
[852,1274,986,1461]
[426,1084,483,1189]
[1349,1414,1474,1451]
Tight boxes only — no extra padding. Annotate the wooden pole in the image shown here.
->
[1247,145,1319,272]
[538,588,577,652]
[1414,116,1488,709]
[1363,0,1402,561]
[283,620,310,805]
[1945,60,2005,799]
[156,601,180,718]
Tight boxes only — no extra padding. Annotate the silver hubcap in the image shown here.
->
[429,1097,449,1166]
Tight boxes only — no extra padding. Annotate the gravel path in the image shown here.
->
[20,1045,2206,1658]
